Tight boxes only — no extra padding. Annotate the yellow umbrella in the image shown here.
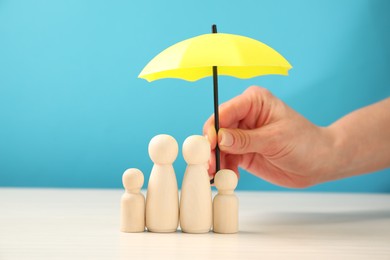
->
[139,25,292,183]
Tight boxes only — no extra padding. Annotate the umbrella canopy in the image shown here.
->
[139,25,292,183]
[139,32,292,82]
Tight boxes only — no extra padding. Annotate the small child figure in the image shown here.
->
[120,168,145,233]
[213,169,239,234]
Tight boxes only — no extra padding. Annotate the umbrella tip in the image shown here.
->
[212,24,217,33]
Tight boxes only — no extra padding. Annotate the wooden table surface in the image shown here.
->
[0,188,389,259]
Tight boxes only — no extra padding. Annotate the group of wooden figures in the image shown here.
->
[120,134,238,234]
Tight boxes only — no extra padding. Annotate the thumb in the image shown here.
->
[218,128,264,154]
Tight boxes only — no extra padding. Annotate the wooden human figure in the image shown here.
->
[180,135,212,233]
[120,168,145,233]
[213,169,239,234]
[146,134,179,233]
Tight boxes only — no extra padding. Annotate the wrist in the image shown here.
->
[306,125,344,184]
[317,124,351,182]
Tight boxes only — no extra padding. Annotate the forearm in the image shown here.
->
[324,98,390,181]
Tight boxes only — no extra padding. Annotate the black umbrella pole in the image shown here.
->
[211,65,220,185]
[210,24,220,185]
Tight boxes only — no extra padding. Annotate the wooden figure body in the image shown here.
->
[146,134,179,233]
[120,168,145,233]
[180,135,212,233]
[213,169,239,234]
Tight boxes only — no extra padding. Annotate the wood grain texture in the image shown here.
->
[0,188,389,260]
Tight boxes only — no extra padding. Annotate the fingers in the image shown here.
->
[223,154,241,179]
[217,89,254,128]
[207,149,216,177]
[204,126,217,150]
[207,151,241,180]
[218,128,267,154]
[203,86,274,176]
[203,85,269,150]
[203,87,256,132]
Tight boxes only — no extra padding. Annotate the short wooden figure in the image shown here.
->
[180,135,212,233]
[120,168,145,233]
[146,134,179,233]
[213,169,239,234]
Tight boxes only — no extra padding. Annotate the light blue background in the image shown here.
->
[0,0,389,192]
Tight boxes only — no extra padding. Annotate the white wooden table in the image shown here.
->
[0,188,389,259]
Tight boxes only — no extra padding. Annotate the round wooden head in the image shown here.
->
[182,135,211,165]
[122,168,144,191]
[214,169,238,191]
[148,134,178,164]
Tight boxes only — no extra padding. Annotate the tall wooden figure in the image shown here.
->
[146,134,179,233]
[120,168,145,233]
[213,169,239,234]
[180,135,212,233]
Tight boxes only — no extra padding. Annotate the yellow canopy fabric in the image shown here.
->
[139,33,292,82]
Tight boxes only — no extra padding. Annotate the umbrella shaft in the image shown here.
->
[213,66,221,175]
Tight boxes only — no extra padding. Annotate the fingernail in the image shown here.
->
[220,130,234,147]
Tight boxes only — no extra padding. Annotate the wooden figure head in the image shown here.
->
[122,168,144,192]
[148,134,178,164]
[214,169,238,192]
[182,135,211,165]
